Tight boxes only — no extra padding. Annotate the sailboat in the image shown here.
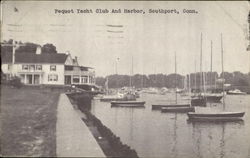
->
[187,34,245,121]
[111,55,145,107]
[191,33,207,107]
[161,52,194,113]
[100,76,131,102]
[204,41,223,102]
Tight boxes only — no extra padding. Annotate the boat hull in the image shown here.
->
[161,106,195,113]
[191,97,206,106]
[206,96,223,102]
[111,101,146,107]
[152,104,190,110]
[100,98,136,102]
[187,112,245,121]
[227,92,247,95]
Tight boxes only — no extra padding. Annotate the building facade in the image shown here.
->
[1,51,95,86]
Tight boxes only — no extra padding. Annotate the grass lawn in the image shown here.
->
[0,85,62,156]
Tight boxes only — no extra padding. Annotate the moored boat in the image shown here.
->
[161,106,195,113]
[206,95,223,102]
[187,111,245,121]
[152,104,190,110]
[191,95,206,106]
[227,89,247,95]
[111,101,146,107]
[100,93,136,102]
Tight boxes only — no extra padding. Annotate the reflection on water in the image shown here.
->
[90,94,250,158]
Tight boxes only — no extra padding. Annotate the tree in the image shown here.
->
[41,43,57,54]
[16,42,39,53]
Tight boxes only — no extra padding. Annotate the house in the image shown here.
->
[1,49,95,86]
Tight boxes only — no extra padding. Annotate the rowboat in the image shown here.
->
[227,89,247,95]
[152,104,190,110]
[187,111,245,121]
[161,106,195,113]
[188,34,246,122]
[100,93,136,102]
[111,101,146,107]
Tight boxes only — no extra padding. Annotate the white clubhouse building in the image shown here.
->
[1,49,95,86]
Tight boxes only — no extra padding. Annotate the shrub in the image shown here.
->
[9,76,23,88]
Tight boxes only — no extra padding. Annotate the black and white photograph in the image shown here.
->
[1,1,250,157]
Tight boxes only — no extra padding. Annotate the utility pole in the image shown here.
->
[3,18,25,77]
[2,40,25,77]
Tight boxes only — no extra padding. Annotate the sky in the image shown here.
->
[1,1,250,77]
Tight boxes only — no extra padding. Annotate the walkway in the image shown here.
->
[56,93,105,157]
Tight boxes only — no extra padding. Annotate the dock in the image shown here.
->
[56,94,105,157]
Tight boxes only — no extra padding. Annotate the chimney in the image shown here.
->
[36,46,41,54]
[75,56,78,66]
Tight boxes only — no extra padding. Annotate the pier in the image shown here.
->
[56,94,105,157]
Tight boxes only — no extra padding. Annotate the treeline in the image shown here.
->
[96,74,185,89]
[223,71,250,86]
[96,71,250,89]
[1,39,57,54]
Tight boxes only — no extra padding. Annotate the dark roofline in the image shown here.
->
[1,52,68,64]
[65,65,94,69]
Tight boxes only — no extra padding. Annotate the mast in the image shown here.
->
[210,40,213,88]
[129,56,132,87]
[200,33,203,94]
[175,51,177,104]
[221,34,225,109]
[188,74,191,105]
[195,59,197,91]
[129,55,134,89]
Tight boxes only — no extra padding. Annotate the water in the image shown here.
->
[90,93,250,158]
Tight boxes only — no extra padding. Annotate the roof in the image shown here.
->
[1,52,68,64]
[65,65,94,69]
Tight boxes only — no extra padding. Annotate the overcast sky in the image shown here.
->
[1,1,250,76]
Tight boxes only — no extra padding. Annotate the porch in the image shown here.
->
[18,72,44,85]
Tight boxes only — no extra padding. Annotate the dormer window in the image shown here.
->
[50,65,56,71]
[36,65,42,70]
[29,65,35,71]
[22,65,28,70]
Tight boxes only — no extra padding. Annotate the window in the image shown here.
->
[80,67,88,71]
[73,75,80,83]
[22,65,28,70]
[50,65,56,71]
[65,65,73,71]
[29,65,35,71]
[36,65,42,70]
[81,76,88,83]
[89,76,94,83]
[48,74,58,81]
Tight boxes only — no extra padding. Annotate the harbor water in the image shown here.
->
[90,93,250,158]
